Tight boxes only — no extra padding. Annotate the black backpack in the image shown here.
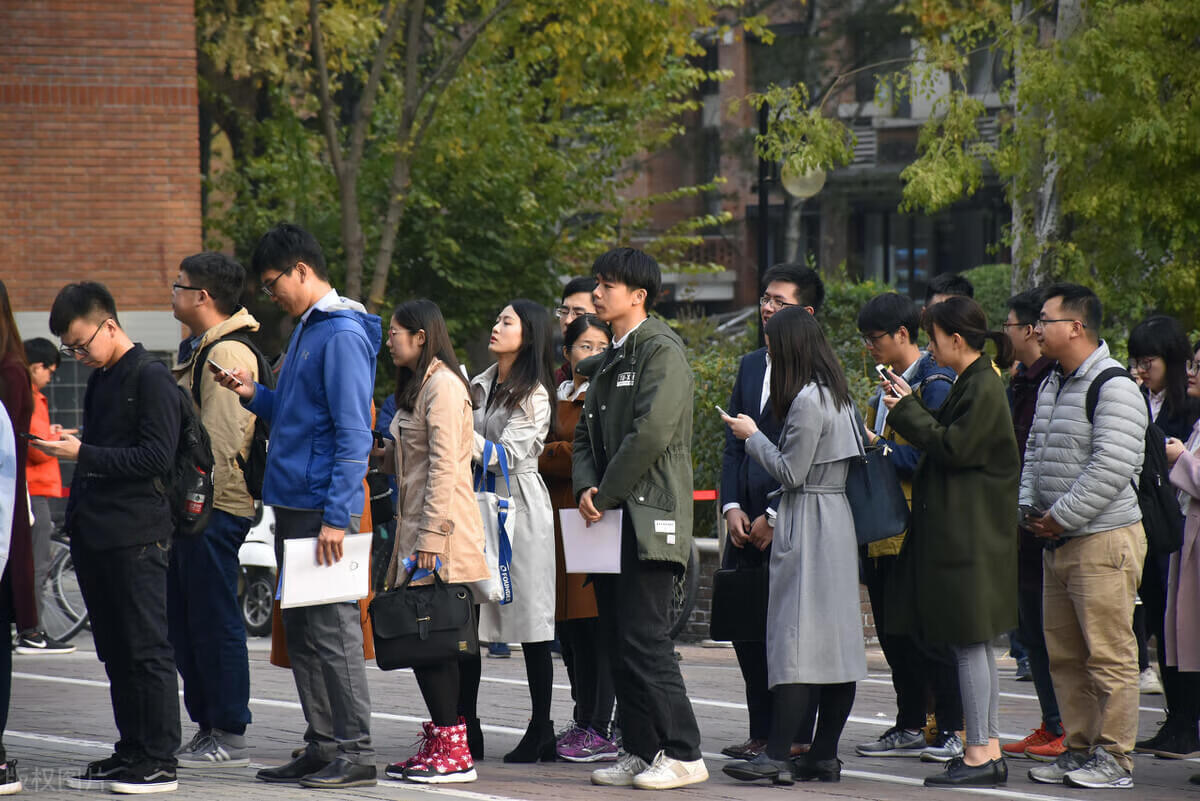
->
[125,353,215,537]
[1085,366,1184,554]
[190,331,274,500]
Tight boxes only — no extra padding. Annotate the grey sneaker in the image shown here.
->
[855,726,926,757]
[591,752,649,786]
[175,729,211,756]
[1064,747,1133,789]
[176,729,250,768]
[1028,749,1088,784]
[920,732,964,763]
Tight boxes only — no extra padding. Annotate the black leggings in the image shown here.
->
[415,660,461,727]
[522,641,555,723]
[767,682,856,762]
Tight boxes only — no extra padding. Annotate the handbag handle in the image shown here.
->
[474,439,513,495]
[848,407,868,459]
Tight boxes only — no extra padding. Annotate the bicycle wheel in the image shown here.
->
[668,539,700,640]
[40,542,88,642]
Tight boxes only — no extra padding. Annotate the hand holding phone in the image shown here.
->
[715,404,730,417]
[207,358,244,386]
[875,363,897,395]
[18,432,43,441]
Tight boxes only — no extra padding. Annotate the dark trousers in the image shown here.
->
[1017,578,1061,731]
[863,554,963,732]
[1140,552,1200,727]
[558,617,615,736]
[0,570,12,763]
[73,538,180,767]
[167,509,253,735]
[593,527,702,762]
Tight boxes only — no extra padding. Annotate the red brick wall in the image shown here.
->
[0,0,201,314]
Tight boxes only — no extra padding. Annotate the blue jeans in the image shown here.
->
[167,509,253,735]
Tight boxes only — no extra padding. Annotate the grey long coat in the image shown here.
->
[470,364,557,644]
[745,383,867,687]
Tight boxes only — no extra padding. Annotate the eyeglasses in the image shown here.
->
[172,283,204,294]
[760,295,797,311]
[59,318,111,357]
[1001,321,1029,330]
[1131,357,1157,372]
[261,264,297,298]
[571,342,608,354]
[1034,317,1085,330]
[859,331,892,347]
[555,305,591,321]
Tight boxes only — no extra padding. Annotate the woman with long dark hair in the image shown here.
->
[469,299,558,762]
[882,296,1020,787]
[375,299,490,784]
[721,307,866,785]
[538,314,617,762]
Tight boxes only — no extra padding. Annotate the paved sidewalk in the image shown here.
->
[10,635,1198,799]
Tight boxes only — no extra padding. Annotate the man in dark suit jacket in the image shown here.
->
[718,263,824,760]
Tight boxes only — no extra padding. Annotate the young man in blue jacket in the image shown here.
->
[215,223,381,789]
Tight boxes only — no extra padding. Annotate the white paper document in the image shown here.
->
[280,533,372,609]
[558,508,622,574]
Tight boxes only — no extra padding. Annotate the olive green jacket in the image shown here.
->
[572,316,694,568]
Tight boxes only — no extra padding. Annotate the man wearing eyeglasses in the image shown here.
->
[553,277,597,384]
[716,263,824,762]
[1021,283,1148,790]
[38,282,184,793]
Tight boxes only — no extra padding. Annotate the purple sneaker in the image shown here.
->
[559,728,619,763]
[555,723,586,757]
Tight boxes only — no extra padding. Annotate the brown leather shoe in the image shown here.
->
[721,739,766,760]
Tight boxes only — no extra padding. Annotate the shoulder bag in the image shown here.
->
[473,439,515,604]
[368,564,479,670]
[845,407,910,545]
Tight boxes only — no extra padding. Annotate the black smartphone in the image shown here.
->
[18,432,43,441]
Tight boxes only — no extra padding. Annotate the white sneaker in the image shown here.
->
[1139,667,1163,695]
[591,752,649,786]
[631,751,709,790]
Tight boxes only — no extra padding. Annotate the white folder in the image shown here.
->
[280,533,372,609]
[558,509,622,574]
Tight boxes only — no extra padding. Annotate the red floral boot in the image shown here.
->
[386,721,434,780]
[404,717,477,783]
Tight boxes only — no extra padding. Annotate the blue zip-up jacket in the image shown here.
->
[245,297,381,530]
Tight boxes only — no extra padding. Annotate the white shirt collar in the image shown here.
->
[300,289,340,324]
[558,380,588,402]
[611,317,647,349]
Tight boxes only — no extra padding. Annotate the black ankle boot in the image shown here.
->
[791,753,842,782]
[503,719,556,763]
[464,717,484,761]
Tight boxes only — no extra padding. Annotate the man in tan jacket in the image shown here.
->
[168,252,263,768]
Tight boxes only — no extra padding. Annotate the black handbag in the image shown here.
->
[845,408,910,546]
[368,569,479,670]
[709,565,768,642]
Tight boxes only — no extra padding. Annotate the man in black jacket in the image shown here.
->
[37,282,182,794]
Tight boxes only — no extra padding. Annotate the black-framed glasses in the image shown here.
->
[859,331,892,347]
[261,264,297,298]
[1035,317,1086,329]
[172,283,204,293]
[1001,321,1029,330]
[59,318,111,357]
[555,305,591,321]
[759,295,797,311]
[1131,357,1157,372]
[1186,360,1200,377]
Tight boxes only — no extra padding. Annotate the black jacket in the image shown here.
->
[67,345,180,550]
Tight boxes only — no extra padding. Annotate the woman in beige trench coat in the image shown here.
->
[375,299,488,785]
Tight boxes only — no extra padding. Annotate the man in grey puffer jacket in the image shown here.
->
[1020,284,1147,790]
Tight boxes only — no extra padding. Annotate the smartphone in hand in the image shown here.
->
[18,432,44,441]
[206,358,244,386]
[715,404,730,417]
[875,363,897,395]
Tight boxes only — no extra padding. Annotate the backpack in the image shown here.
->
[1085,366,1184,554]
[190,331,274,500]
[125,353,215,537]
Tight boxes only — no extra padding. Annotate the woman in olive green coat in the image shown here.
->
[882,296,1019,789]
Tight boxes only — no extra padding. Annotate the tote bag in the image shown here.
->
[473,439,515,604]
[845,408,910,545]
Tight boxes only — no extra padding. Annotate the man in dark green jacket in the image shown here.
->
[573,248,706,790]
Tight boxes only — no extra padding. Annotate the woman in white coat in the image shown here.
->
[721,307,866,785]
[469,299,558,763]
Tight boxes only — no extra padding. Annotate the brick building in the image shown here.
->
[0,0,200,357]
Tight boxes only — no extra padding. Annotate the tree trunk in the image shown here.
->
[340,173,366,300]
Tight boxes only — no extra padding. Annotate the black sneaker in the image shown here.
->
[0,760,21,795]
[14,631,76,655]
[65,754,127,790]
[107,763,178,795]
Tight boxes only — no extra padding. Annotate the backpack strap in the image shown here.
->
[1084,366,1136,423]
[120,351,170,492]
[189,331,273,407]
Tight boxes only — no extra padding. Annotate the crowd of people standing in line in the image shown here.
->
[0,221,1195,795]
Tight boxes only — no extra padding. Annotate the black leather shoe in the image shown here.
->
[791,754,842,782]
[924,756,1006,787]
[256,753,329,783]
[298,758,377,788]
[722,753,794,785]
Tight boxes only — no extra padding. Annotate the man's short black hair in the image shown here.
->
[857,292,920,339]
[23,337,60,369]
[180,251,246,316]
[925,272,975,303]
[1042,282,1102,340]
[762,263,825,314]
[561,276,597,301]
[49,282,118,336]
[1006,288,1045,328]
[250,222,327,280]
[591,248,661,311]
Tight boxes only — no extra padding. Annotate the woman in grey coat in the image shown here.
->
[721,307,866,785]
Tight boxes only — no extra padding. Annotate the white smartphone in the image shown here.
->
[207,358,244,386]
[876,363,898,395]
[715,404,730,417]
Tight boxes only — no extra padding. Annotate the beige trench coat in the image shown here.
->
[383,359,490,590]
